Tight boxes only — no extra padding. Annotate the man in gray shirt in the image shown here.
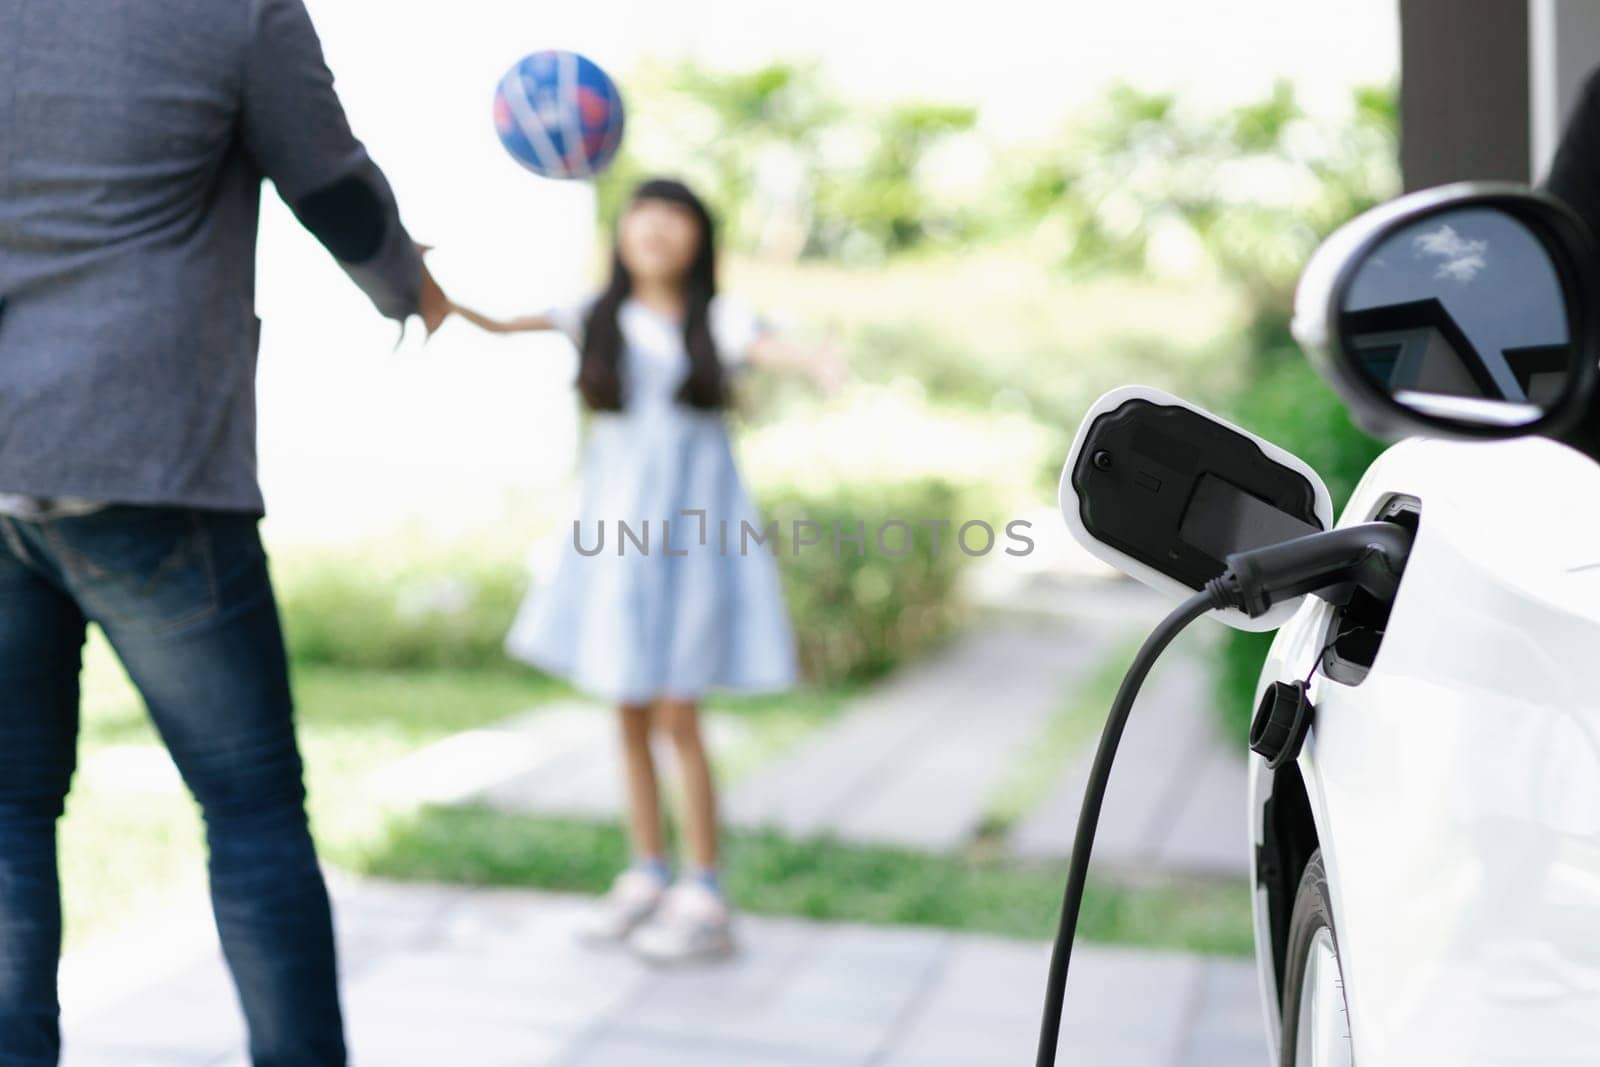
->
[0,1,450,1061]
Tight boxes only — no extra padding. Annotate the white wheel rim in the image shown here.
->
[1295,927,1352,1067]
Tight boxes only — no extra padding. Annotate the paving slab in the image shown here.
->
[1184,960,1272,1066]
[1153,736,1252,877]
[368,575,1247,879]
[60,879,1262,1067]
[828,641,1081,850]
[1009,639,1251,879]
[367,702,750,820]
[727,618,1113,851]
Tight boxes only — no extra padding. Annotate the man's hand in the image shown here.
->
[417,244,450,337]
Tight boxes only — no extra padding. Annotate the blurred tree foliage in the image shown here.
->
[810,102,979,256]
[1012,80,1398,354]
[602,64,1397,298]
[605,64,1398,307]
[597,61,978,260]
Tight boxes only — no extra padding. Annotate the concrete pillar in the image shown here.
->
[1399,0,1530,191]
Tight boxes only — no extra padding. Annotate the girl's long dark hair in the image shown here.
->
[577,179,725,412]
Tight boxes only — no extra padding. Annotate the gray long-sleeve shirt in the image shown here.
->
[0,0,423,514]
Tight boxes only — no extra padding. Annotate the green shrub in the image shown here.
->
[1213,360,1386,743]
[760,477,985,686]
[276,540,528,673]
[596,62,982,259]
[276,476,982,686]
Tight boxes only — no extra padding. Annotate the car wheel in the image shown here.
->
[1279,850,1353,1067]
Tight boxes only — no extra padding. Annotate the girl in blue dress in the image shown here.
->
[452,178,841,961]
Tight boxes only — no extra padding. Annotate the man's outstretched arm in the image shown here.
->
[239,0,446,331]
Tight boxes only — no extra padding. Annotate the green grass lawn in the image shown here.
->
[62,631,845,947]
[360,806,1253,956]
[65,628,1252,958]
[63,632,568,946]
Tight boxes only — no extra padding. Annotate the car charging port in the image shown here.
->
[1318,496,1419,684]
[1206,519,1413,620]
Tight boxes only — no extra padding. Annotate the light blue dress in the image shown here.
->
[506,296,800,704]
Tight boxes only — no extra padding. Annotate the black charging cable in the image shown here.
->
[1033,586,1218,1066]
[1034,522,1411,1067]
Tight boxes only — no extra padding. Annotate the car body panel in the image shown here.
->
[1251,435,1600,1064]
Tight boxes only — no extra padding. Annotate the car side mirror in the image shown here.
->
[1059,386,1334,631]
[1292,182,1598,441]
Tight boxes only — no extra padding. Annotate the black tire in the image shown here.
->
[1278,850,1351,1066]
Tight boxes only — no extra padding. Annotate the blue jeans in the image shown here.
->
[0,507,345,1065]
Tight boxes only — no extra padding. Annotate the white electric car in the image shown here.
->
[1053,183,1600,1066]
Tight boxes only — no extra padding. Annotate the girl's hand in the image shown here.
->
[748,332,850,395]
[807,338,849,396]
[450,302,555,335]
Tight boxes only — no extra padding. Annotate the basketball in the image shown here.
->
[493,51,625,180]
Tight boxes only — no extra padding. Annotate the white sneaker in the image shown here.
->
[628,882,736,964]
[578,868,667,944]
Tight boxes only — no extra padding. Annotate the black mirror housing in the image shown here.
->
[1293,182,1600,443]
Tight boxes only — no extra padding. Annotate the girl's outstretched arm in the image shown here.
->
[451,302,558,335]
[748,333,849,394]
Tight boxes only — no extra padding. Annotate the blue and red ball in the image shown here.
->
[493,50,625,179]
